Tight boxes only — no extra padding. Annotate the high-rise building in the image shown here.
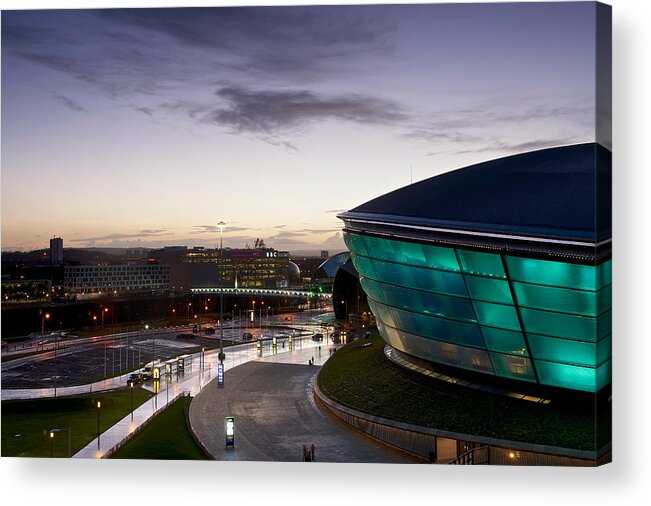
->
[49,236,63,265]
[339,143,611,393]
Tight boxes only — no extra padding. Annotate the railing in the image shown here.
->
[190,287,332,299]
[449,446,490,465]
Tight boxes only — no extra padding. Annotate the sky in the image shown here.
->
[1,1,604,253]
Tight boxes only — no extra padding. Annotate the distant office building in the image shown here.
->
[321,250,329,259]
[125,248,149,260]
[49,237,63,265]
[64,263,170,298]
[181,247,290,289]
[1,279,52,304]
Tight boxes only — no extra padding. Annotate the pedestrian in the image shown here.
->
[303,445,307,461]
[311,443,315,461]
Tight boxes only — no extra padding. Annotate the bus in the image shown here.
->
[164,359,178,375]
[177,354,192,372]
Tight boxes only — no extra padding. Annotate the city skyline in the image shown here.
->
[1,2,603,252]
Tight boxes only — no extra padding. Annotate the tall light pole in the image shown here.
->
[218,220,226,363]
[96,401,101,451]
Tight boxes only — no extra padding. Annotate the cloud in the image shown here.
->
[50,91,85,112]
[190,225,250,234]
[198,86,407,135]
[449,137,580,156]
[99,7,394,77]
[70,229,170,243]
[401,97,593,157]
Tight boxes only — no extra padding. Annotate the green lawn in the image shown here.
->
[109,395,209,460]
[1,388,153,458]
[318,337,611,451]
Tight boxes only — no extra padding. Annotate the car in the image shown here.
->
[202,327,215,334]
[242,332,253,341]
[127,373,142,385]
[312,333,324,342]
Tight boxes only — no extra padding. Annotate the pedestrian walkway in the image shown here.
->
[72,337,335,458]
[189,350,415,463]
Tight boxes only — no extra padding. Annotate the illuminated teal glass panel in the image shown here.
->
[343,233,369,257]
[371,300,485,348]
[360,235,460,272]
[480,327,528,356]
[597,260,612,288]
[456,250,506,278]
[505,257,611,291]
[513,283,611,316]
[472,300,521,331]
[527,333,611,367]
[595,360,612,392]
[597,334,612,366]
[360,277,476,322]
[520,308,611,341]
[464,276,514,304]
[350,254,377,280]
[489,353,536,382]
[355,256,468,297]
[367,298,396,328]
[598,286,612,312]
[534,360,598,392]
[394,329,494,373]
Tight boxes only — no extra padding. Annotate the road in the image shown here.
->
[1,309,336,389]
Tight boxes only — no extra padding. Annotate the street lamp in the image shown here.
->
[49,427,72,458]
[41,311,51,337]
[50,430,54,458]
[217,220,226,363]
[96,401,101,450]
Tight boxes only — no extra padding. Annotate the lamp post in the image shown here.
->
[41,311,51,337]
[130,381,134,420]
[96,401,101,450]
[217,220,226,363]
[50,430,54,458]
[49,427,72,458]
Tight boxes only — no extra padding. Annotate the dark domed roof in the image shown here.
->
[342,143,610,243]
[313,252,350,280]
[288,261,301,282]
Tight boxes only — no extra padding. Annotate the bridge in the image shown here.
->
[190,287,332,299]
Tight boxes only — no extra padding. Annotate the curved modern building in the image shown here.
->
[338,143,611,393]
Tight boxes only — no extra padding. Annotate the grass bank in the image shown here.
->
[1,388,153,457]
[109,395,209,460]
[317,337,610,451]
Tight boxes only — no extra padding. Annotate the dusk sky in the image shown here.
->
[1,2,601,253]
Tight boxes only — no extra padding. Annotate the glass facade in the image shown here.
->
[344,232,612,392]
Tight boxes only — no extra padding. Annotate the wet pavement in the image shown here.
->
[189,350,416,463]
[72,335,337,458]
[1,310,334,398]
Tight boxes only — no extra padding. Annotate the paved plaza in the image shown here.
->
[189,350,416,463]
